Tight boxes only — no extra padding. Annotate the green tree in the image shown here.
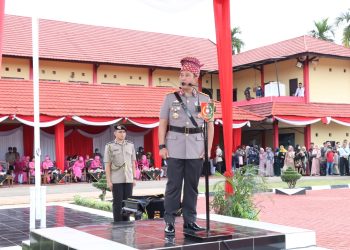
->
[92,174,111,201]
[309,18,335,42]
[231,27,244,54]
[335,9,350,47]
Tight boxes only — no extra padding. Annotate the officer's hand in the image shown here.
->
[107,180,113,191]
[200,151,211,159]
[159,148,169,159]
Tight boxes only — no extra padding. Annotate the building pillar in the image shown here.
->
[273,120,279,150]
[303,57,310,103]
[260,65,264,90]
[148,68,154,87]
[198,75,203,92]
[55,122,65,171]
[152,127,161,168]
[92,64,98,84]
[29,59,33,80]
[304,125,311,150]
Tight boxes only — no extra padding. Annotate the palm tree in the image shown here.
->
[335,9,350,47]
[309,18,335,42]
[231,27,244,54]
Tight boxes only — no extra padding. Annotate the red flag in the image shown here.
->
[213,0,234,193]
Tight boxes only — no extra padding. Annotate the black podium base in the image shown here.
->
[184,229,232,242]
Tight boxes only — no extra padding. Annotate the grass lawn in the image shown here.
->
[199,177,350,193]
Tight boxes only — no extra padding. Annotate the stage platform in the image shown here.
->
[29,216,285,249]
[0,205,316,249]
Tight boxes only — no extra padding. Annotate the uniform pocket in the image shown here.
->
[196,134,204,141]
[166,134,177,140]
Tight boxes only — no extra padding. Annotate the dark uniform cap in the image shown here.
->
[114,124,127,132]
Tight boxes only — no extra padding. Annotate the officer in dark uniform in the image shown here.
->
[159,57,214,236]
[104,125,137,222]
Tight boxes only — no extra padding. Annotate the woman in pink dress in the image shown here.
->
[311,145,321,176]
[29,157,35,177]
[73,156,85,182]
[258,148,266,176]
[139,155,149,171]
[283,146,295,171]
[89,155,102,172]
[42,155,54,183]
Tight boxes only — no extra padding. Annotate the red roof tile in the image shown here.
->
[239,101,350,118]
[3,15,218,71]
[233,35,350,67]
[0,80,262,121]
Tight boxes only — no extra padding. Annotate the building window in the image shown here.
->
[217,89,221,101]
[82,72,85,76]
[5,67,9,71]
[70,72,75,78]
[17,68,21,72]
[130,76,133,79]
[52,70,56,75]
[41,70,45,74]
[104,74,107,78]
[113,75,117,78]
[139,76,142,80]
[344,69,347,73]
[206,80,209,83]
[167,78,170,81]
[329,68,332,72]
[233,88,237,101]
[202,88,213,99]
[158,77,162,82]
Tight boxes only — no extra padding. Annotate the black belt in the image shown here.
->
[168,125,203,134]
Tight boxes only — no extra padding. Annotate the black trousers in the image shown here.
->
[339,158,349,176]
[112,183,133,222]
[164,158,203,224]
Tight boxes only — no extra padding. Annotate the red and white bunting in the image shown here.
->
[274,116,321,126]
[72,116,122,126]
[14,115,65,128]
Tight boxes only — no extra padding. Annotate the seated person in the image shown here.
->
[139,155,150,170]
[28,157,35,177]
[72,156,85,182]
[89,155,103,173]
[0,162,7,184]
[42,155,54,183]
[14,156,27,184]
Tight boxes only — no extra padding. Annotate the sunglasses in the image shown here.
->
[181,82,195,87]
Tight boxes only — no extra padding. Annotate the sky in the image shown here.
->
[5,0,350,51]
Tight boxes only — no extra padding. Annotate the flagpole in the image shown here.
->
[31,0,45,228]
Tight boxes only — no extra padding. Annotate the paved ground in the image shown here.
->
[1,176,350,249]
[196,189,350,250]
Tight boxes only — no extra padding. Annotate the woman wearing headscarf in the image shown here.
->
[294,145,305,175]
[72,156,85,182]
[258,148,266,176]
[284,145,295,171]
[276,145,287,175]
[311,145,321,176]
[42,155,54,183]
[265,147,275,177]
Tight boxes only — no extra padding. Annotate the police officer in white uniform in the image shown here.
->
[159,57,214,236]
[104,125,137,222]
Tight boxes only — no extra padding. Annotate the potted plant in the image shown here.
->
[211,164,268,220]
[281,167,302,189]
[92,174,111,201]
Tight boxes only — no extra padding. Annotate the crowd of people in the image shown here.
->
[218,140,350,177]
[0,146,165,185]
[135,146,164,181]
[0,147,106,185]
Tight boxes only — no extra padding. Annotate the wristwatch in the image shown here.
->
[159,144,166,150]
